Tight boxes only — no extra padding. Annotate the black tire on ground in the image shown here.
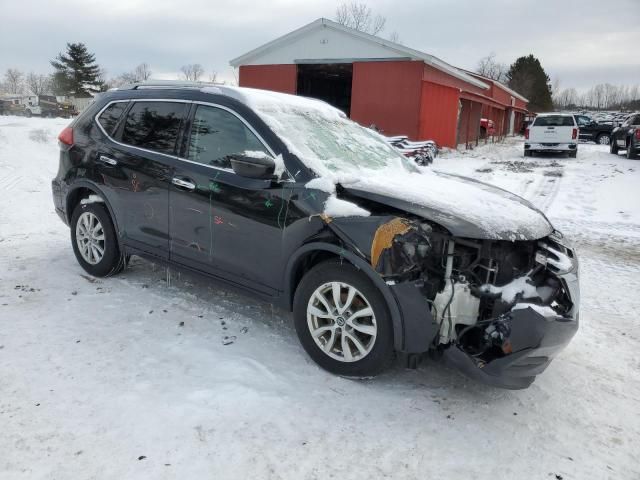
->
[610,139,619,154]
[596,134,611,145]
[627,142,637,159]
[569,150,577,158]
[293,261,394,377]
[25,110,32,118]
[70,202,127,277]
[524,150,532,157]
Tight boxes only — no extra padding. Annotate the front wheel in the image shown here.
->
[70,202,127,277]
[568,150,577,158]
[293,261,394,377]
[596,134,611,145]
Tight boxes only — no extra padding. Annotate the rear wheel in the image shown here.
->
[569,150,577,158]
[70,202,126,277]
[627,142,637,159]
[596,134,610,145]
[524,150,532,157]
[610,138,619,154]
[293,261,394,377]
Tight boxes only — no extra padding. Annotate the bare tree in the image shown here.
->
[335,2,386,35]
[134,63,152,82]
[388,31,401,44]
[26,72,51,95]
[208,70,218,83]
[4,68,24,94]
[476,53,508,83]
[180,64,204,82]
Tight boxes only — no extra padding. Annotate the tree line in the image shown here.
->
[553,84,640,111]
[0,42,221,97]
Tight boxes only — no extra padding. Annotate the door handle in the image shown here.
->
[98,155,118,166]
[172,177,196,191]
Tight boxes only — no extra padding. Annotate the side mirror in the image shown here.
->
[230,153,276,180]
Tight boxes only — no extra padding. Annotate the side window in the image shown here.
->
[576,116,590,127]
[187,105,269,169]
[121,101,187,155]
[98,102,128,136]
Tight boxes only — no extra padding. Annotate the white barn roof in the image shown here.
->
[230,18,489,90]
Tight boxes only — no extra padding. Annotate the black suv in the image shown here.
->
[610,112,640,159]
[51,82,579,389]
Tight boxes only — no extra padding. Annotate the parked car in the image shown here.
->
[51,82,579,389]
[23,95,77,118]
[573,114,614,145]
[524,113,578,157]
[610,112,640,159]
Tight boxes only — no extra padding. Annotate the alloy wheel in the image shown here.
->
[598,135,610,145]
[306,281,377,362]
[75,211,105,265]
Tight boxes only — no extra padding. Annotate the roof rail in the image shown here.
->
[120,80,221,90]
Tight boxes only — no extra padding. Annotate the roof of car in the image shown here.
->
[535,112,575,117]
[112,80,345,115]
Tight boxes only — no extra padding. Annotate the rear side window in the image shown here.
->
[533,116,575,127]
[97,102,128,136]
[121,101,187,155]
[187,105,269,169]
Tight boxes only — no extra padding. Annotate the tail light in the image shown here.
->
[524,128,529,140]
[58,126,74,147]
[572,128,577,140]
[635,129,640,140]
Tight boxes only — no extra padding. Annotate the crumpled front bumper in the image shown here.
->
[443,270,580,389]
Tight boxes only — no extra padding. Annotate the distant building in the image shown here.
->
[230,18,528,148]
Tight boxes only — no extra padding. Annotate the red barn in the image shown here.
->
[230,18,527,148]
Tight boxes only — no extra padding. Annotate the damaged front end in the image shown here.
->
[328,213,578,389]
[432,231,579,389]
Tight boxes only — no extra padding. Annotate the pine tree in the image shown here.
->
[50,43,102,96]
[506,55,553,112]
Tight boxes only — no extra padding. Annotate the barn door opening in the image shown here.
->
[296,63,353,116]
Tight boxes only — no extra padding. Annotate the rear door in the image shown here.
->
[97,100,188,259]
[529,115,575,143]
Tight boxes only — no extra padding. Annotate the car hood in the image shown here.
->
[340,169,553,240]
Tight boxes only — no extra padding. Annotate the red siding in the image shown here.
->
[423,64,487,96]
[418,81,460,148]
[350,61,424,139]
[457,99,483,146]
[238,64,297,94]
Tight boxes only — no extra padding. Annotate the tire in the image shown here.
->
[70,202,126,277]
[25,109,32,118]
[524,150,532,157]
[610,138,619,154]
[569,150,577,158]
[627,142,637,159]
[596,134,610,145]
[293,261,394,377]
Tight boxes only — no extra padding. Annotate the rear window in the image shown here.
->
[121,101,187,155]
[533,116,575,127]
[97,102,128,136]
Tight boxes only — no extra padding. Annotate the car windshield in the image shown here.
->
[533,116,575,127]
[252,102,419,176]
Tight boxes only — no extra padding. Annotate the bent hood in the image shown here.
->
[340,169,553,240]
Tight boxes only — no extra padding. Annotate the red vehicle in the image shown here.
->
[480,118,495,138]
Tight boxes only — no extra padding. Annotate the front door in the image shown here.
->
[169,103,290,295]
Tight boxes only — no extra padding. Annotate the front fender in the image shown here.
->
[284,242,437,353]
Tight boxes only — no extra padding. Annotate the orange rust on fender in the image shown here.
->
[370,218,413,269]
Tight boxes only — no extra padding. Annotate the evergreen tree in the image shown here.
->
[50,43,102,96]
[506,55,553,112]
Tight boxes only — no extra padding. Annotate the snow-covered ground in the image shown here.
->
[1,116,639,480]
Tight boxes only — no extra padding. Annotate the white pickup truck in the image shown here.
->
[524,113,578,158]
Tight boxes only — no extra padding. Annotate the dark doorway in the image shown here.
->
[296,63,353,116]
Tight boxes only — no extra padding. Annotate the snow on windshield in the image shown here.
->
[236,88,417,177]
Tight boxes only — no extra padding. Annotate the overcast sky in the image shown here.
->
[2,0,639,91]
